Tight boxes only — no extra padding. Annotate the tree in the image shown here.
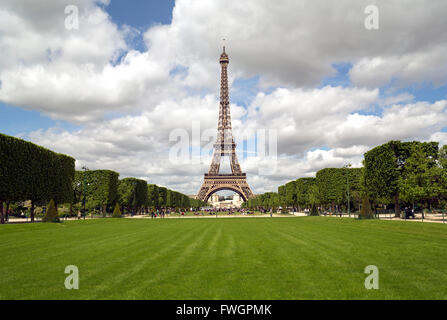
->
[316,168,345,212]
[74,170,119,217]
[285,181,297,208]
[343,167,363,212]
[359,196,374,219]
[308,183,320,208]
[166,190,173,208]
[399,143,442,211]
[158,187,167,207]
[278,185,286,206]
[295,178,317,209]
[147,184,159,208]
[118,178,148,214]
[364,140,438,217]
[0,133,74,223]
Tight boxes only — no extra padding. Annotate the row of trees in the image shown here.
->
[71,171,205,216]
[363,141,443,216]
[0,133,75,223]
[244,140,447,217]
[0,133,204,223]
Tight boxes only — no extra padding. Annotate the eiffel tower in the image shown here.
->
[197,45,254,202]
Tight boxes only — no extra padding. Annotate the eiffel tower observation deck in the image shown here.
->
[197,45,254,202]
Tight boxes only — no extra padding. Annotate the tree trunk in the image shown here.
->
[0,201,5,224]
[394,193,401,217]
[372,200,377,217]
[69,202,73,217]
[103,204,107,218]
[331,201,335,213]
[6,202,10,221]
[30,200,35,222]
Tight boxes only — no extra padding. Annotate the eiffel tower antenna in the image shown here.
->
[197,46,254,203]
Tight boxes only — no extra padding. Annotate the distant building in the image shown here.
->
[208,194,243,208]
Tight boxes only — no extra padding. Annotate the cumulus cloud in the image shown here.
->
[2,0,447,122]
[145,0,447,89]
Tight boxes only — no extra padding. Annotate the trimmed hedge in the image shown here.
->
[74,170,119,215]
[0,133,75,223]
[118,178,148,212]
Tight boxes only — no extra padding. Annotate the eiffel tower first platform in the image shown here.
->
[197,46,254,202]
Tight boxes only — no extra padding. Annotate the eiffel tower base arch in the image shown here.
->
[197,174,254,202]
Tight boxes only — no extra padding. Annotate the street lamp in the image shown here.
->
[344,163,352,218]
[132,181,137,216]
[82,166,89,219]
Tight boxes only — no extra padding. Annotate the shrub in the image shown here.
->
[309,204,319,216]
[112,203,122,218]
[42,199,60,223]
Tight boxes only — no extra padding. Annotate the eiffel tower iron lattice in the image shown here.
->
[197,46,254,202]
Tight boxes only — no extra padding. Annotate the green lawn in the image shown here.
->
[0,217,446,300]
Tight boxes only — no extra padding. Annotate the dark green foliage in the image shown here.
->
[398,143,443,205]
[0,133,74,223]
[147,184,159,208]
[74,170,119,213]
[285,181,297,207]
[0,133,75,203]
[149,185,199,209]
[364,140,439,215]
[316,168,345,210]
[118,178,148,211]
[278,185,286,205]
[52,155,75,205]
[158,187,167,207]
[244,192,280,210]
[112,203,122,217]
[42,199,60,223]
[364,142,400,202]
[166,189,173,207]
[295,178,317,208]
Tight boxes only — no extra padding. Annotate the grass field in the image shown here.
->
[0,217,446,300]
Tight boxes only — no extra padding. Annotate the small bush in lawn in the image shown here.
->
[309,204,319,216]
[112,203,122,218]
[42,199,60,223]
[359,196,375,219]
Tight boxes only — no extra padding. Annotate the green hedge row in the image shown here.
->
[0,133,75,222]
[245,140,443,215]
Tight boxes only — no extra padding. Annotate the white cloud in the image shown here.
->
[2,0,447,122]
[145,0,447,89]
